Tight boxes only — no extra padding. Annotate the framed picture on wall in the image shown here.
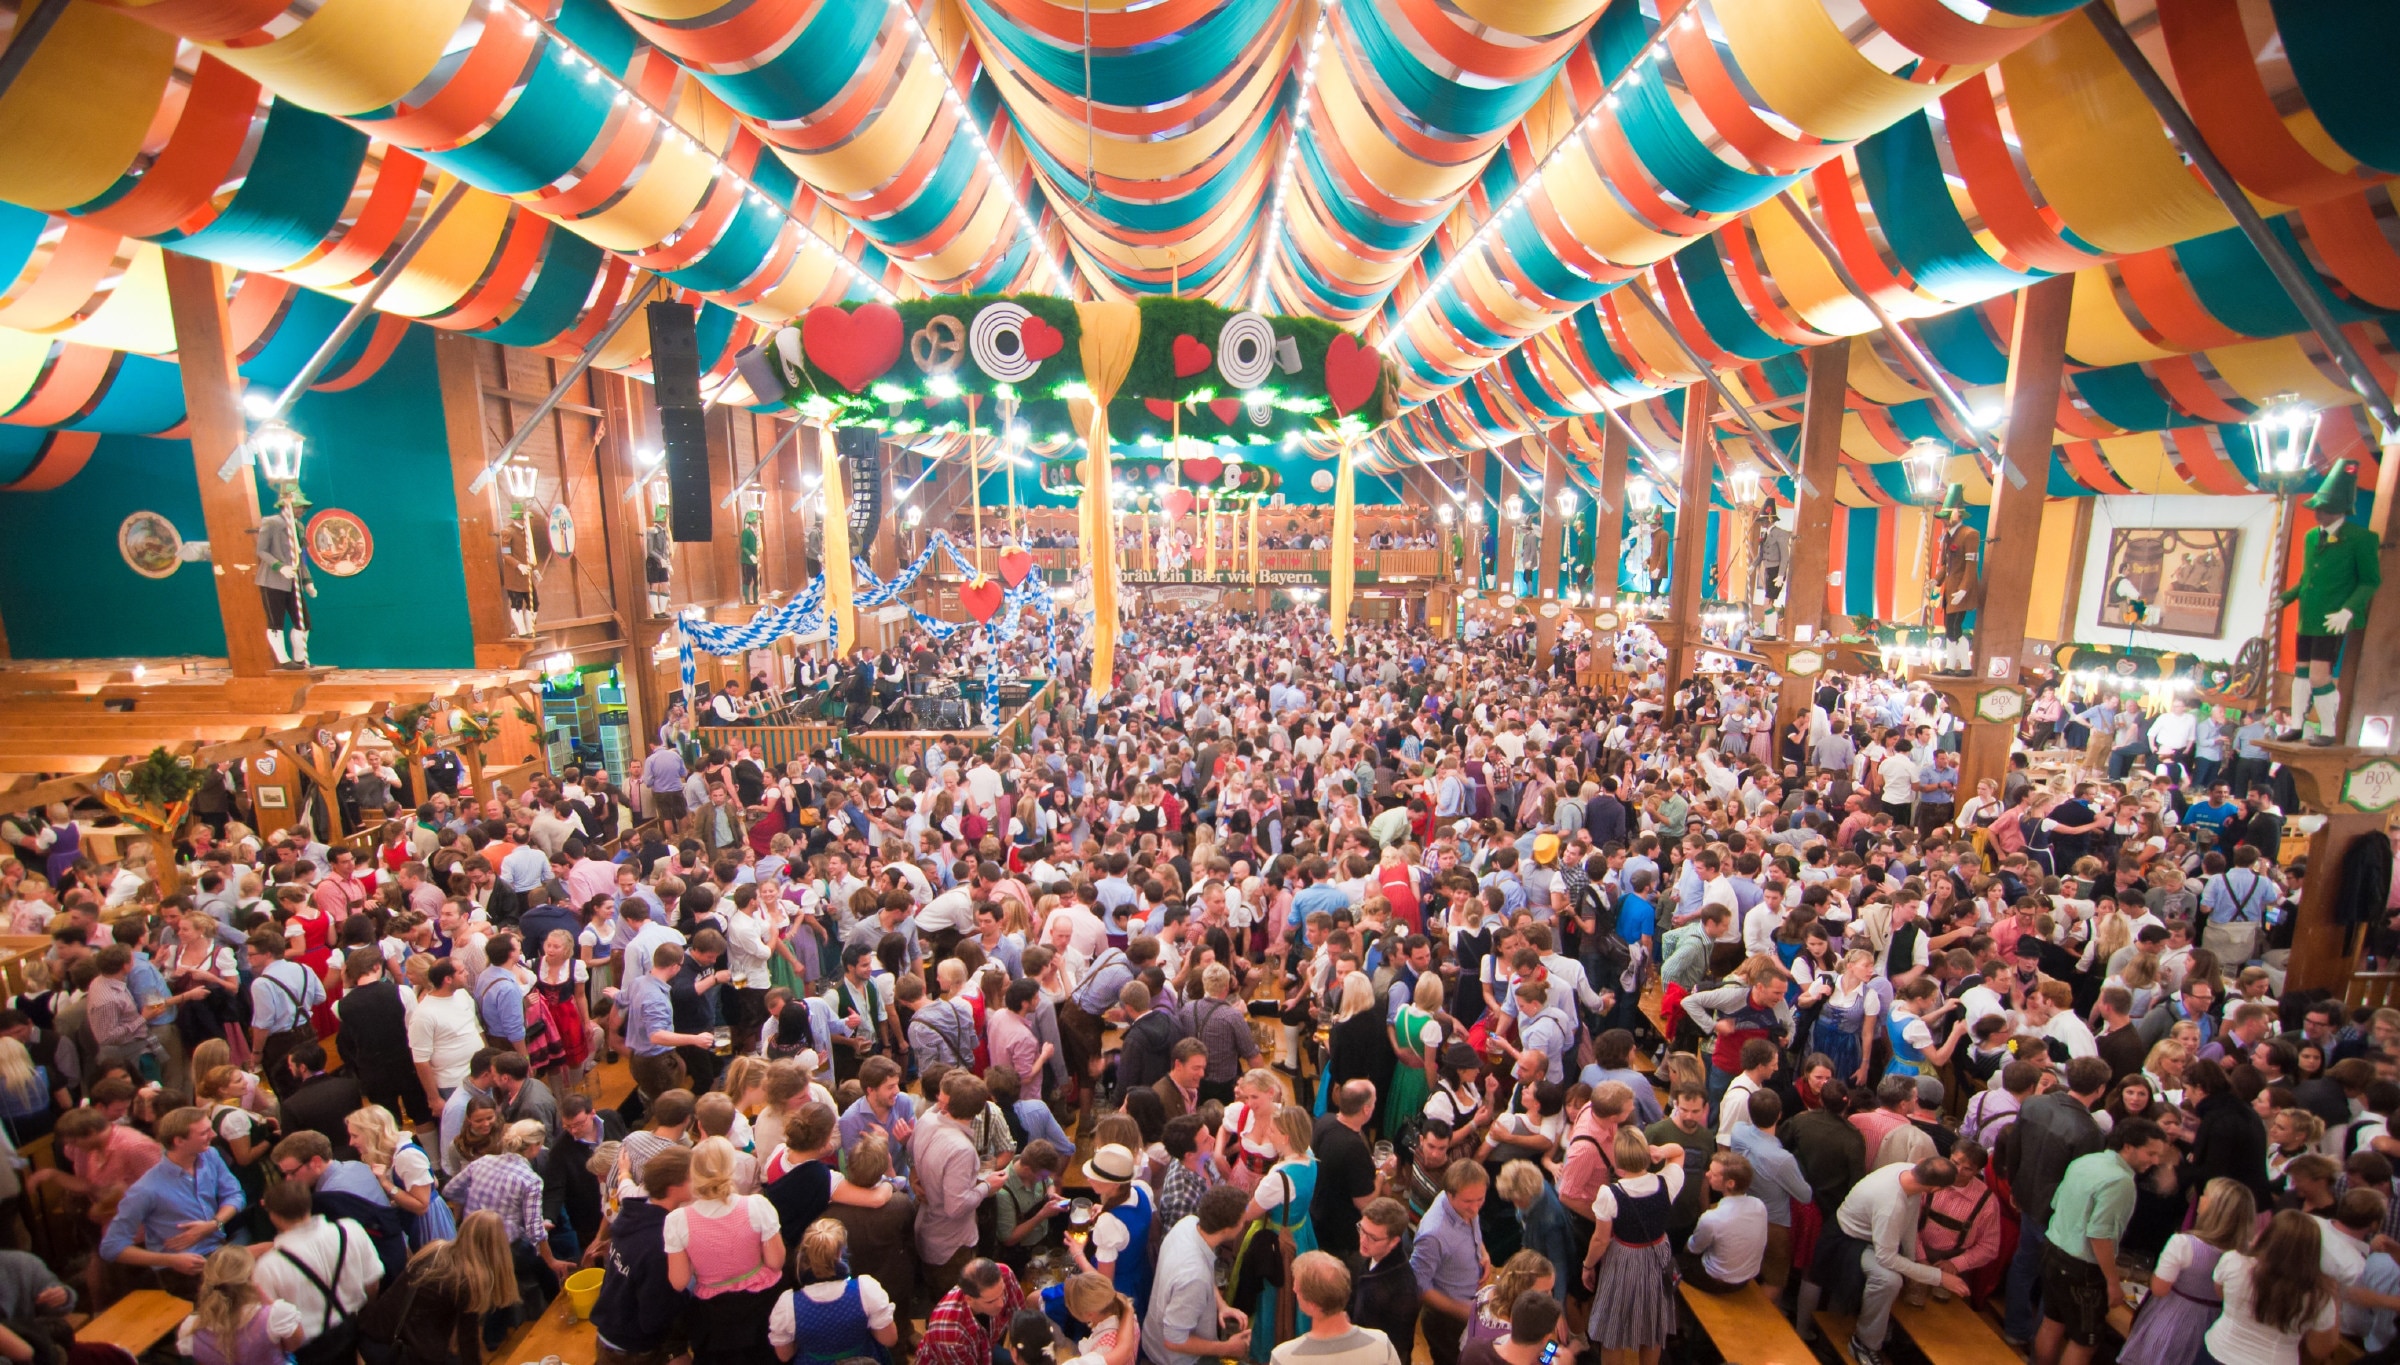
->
[254,786,288,810]
[2098,527,2240,637]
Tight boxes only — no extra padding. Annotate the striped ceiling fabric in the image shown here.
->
[0,0,2389,489]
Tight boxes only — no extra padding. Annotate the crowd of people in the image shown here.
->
[0,603,2391,1365]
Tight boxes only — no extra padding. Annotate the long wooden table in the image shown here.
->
[78,1289,189,1357]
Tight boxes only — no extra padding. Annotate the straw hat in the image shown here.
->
[1083,1143,1139,1185]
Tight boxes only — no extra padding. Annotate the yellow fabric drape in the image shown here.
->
[1249,500,1260,583]
[1331,440,1359,645]
[820,431,857,658]
[1071,301,1142,689]
[1204,497,1217,574]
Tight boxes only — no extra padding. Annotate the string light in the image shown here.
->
[495,1,894,303]
[1252,0,1338,313]
[886,0,1076,297]
[1379,0,1696,350]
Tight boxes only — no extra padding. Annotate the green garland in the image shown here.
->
[764,295,1387,443]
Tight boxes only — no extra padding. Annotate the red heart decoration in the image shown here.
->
[961,579,1004,623]
[997,548,1034,587]
[1144,398,1176,421]
[1172,335,1212,377]
[1208,398,1241,425]
[1323,333,1381,416]
[1184,456,1224,485]
[1020,315,1064,362]
[1162,488,1195,518]
[800,302,904,393]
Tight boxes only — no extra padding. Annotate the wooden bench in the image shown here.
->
[77,1290,189,1357]
[1811,1311,1860,1364]
[1679,1282,1810,1364]
[1893,1293,2021,1365]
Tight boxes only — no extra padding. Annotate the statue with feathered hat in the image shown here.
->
[2276,460,2381,744]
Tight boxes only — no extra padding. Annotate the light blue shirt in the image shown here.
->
[621,973,678,1056]
[499,844,550,893]
[477,971,526,1043]
[1410,1192,1487,1305]
[2202,868,2275,925]
[100,1150,243,1262]
[248,961,323,1033]
[129,950,176,1028]
[1728,1122,1813,1228]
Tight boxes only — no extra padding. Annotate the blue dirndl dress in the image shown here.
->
[1884,1008,1930,1078]
[1248,1159,1319,1363]
[1809,987,1871,1085]
[785,1277,890,1365]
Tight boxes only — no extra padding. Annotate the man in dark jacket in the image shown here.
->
[2000,1056,2107,1344]
[1350,1197,1420,1352]
[1113,983,1188,1096]
[276,1040,363,1158]
[333,949,422,1124]
[1783,1079,1868,1217]
[592,1147,691,1365]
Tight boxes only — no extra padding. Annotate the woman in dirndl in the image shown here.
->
[668,1137,788,1365]
[528,928,593,1093]
[1803,949,1880,1090]
[1237,1106,1318,1363]
[2119,1177,2256,1365]
[1386,975,1446,1141]
[769,1218,897,1365]
[1215,1069,1284,1195]
[1581,1127,1685,1363]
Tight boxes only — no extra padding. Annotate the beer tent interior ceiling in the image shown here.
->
[0,0,2395,508]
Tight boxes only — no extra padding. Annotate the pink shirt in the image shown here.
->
[988,1007,1043,1082]
[72,1123,162,1192]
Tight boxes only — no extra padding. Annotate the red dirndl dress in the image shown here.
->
[528,966,587,1073]
[288,910,340,1038]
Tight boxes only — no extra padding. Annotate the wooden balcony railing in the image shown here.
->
[943,547,1447,579]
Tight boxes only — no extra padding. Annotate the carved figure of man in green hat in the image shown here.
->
[2277,460,2381,744]
[1934,484,1981,673]
[739,510,763,605]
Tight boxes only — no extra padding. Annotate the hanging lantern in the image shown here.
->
[500,462,539,500]
[1727,468,1761,506]
[2249,393,2320,488]
[253,423,306,484]
[1904,436,1947,504]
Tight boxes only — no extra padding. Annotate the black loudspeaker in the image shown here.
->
[649,300,710,543]
[648,300,702,409]
[662,407,710,542]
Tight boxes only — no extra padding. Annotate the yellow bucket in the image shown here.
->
[564,1268,605,1321]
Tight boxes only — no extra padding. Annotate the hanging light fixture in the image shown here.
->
[1905,436,1947,504]
[1728,467,1762,506]
[252,423,306,484]
[1437,503,1455,524]
[2250,393,2321,487]
[1627,477,1654,509]
[500,462,539,500]
[1556,489,1578,516]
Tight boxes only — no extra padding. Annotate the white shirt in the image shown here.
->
[1591,1165,1686,1222]
[407,990,484,1092]
[2041,1011,2099,1060]
[917,888,978,937]
[1879,755,1918,805]
[253,1218,381,1335]
[1690,1192,1769,1284]
[2207,1250,2337,1365]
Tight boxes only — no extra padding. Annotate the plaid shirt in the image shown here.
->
[447,1152,547,1247]
[1158,1160,1208,1232]
[917,1265,1023,1365]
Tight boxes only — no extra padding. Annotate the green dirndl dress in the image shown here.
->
[1385,1006,1437,1140]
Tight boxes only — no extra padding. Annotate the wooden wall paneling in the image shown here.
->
[594,371,663,749]
[160,254,275,676]
[435,334,516,659]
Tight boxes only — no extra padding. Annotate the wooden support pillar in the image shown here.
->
[1775,343,1850,747]
[1957,275,2074,797]
[1665,389,1718,694]
[2277,429,2400,995]
[1592,421,1629,604]
[433,335,519,663]
[1534,441,1568,670]
[161,253,275,677]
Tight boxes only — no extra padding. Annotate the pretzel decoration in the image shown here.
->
[910,314,966,375]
